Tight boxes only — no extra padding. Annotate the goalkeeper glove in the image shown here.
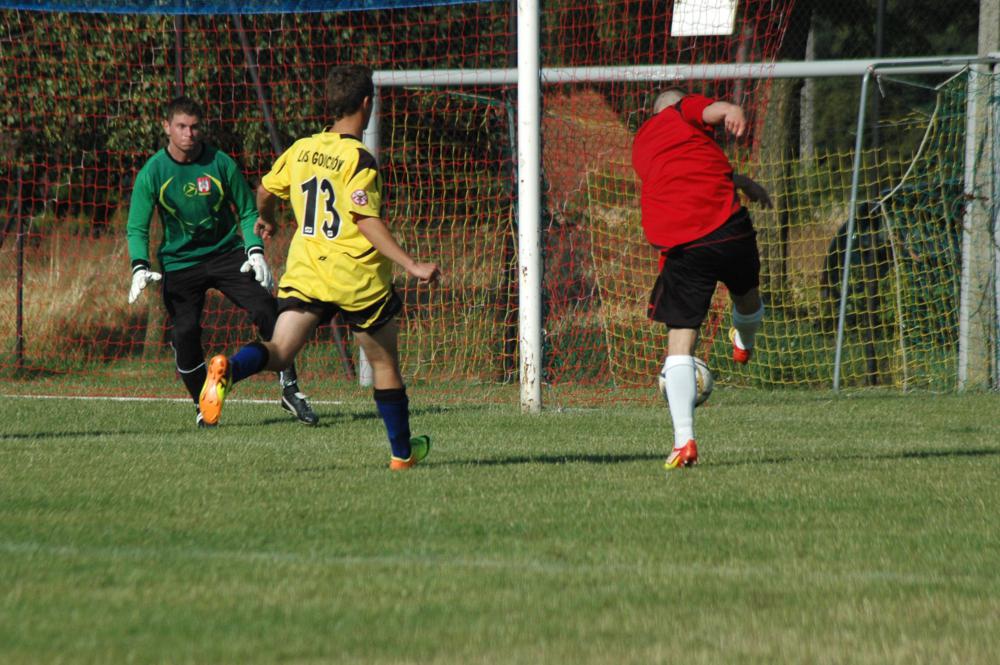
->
[240,247,274,291]
[128,266,162,304]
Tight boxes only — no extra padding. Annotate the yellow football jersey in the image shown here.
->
[262,131,391,310]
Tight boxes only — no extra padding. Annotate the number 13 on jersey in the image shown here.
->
[300,176,341,239]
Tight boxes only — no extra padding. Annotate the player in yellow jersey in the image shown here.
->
[199,64,441,470]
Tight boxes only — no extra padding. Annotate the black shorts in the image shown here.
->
[277,287,403,333]
[162,248,278,369]
[648,209,761,329]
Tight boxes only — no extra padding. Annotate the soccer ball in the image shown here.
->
[658,357,714,407]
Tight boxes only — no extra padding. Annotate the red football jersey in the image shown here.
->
[631,94,741,249]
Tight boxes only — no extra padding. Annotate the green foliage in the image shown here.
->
[806,0,980,153]
[0,7,513,224]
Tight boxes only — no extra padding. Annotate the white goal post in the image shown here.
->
[362,55,993,409]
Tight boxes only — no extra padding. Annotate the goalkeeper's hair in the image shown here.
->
[324,64,374,121]
[164,96,204,121]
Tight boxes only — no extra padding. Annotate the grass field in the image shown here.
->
[2,388,999,664]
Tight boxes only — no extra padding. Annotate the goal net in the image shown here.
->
[3,1,989,405]
[584,69,995,395]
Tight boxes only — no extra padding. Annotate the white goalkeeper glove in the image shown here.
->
[240,248,274,291]
[128,267,162,304]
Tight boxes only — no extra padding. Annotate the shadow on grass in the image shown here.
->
[245,404,484,431]
[898,448,1000,460]
[238,411,392,428]
[248,414,347,428]
[239,402,473,426]
[0,365,67,381]
[711,446,1000,468]
[0,430,147,441]
[0,424,263,440]
[440,452,665,467]
[262,464,341,475]
[438,446,1000,469]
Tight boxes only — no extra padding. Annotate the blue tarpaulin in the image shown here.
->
[0,0,485,13]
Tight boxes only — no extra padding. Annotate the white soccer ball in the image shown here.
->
[659,357,714,407]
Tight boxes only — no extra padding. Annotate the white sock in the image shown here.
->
[732,304,765,350]
[662,355,696,448]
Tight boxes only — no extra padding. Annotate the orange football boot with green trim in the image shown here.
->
[198,354,230,426]
[390,435,431,470]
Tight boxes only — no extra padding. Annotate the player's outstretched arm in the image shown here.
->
[702,101,746,137]
[733,174,774,209]
[356,216,442,284]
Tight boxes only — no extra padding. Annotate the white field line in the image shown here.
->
[0,394,344,405]
[0,540,952,585]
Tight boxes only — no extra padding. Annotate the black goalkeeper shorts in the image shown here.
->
[163,248,277,371]
[648,208,761,329]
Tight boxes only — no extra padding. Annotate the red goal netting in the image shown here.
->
[0,1,796,404]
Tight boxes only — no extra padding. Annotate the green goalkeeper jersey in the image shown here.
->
[126,144,261,272]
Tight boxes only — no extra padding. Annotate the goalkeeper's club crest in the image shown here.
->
[197,177,212,194]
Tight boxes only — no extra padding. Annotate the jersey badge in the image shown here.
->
[351,189,369,206]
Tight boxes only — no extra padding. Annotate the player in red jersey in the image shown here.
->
[632,88,772,470]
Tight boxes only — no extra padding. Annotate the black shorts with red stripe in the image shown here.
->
[648,208,761,329]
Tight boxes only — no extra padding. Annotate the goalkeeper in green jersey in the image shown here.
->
[126,96,317,427]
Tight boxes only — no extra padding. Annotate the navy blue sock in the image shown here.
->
[374,387,411,459]
[230,342,269,384]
